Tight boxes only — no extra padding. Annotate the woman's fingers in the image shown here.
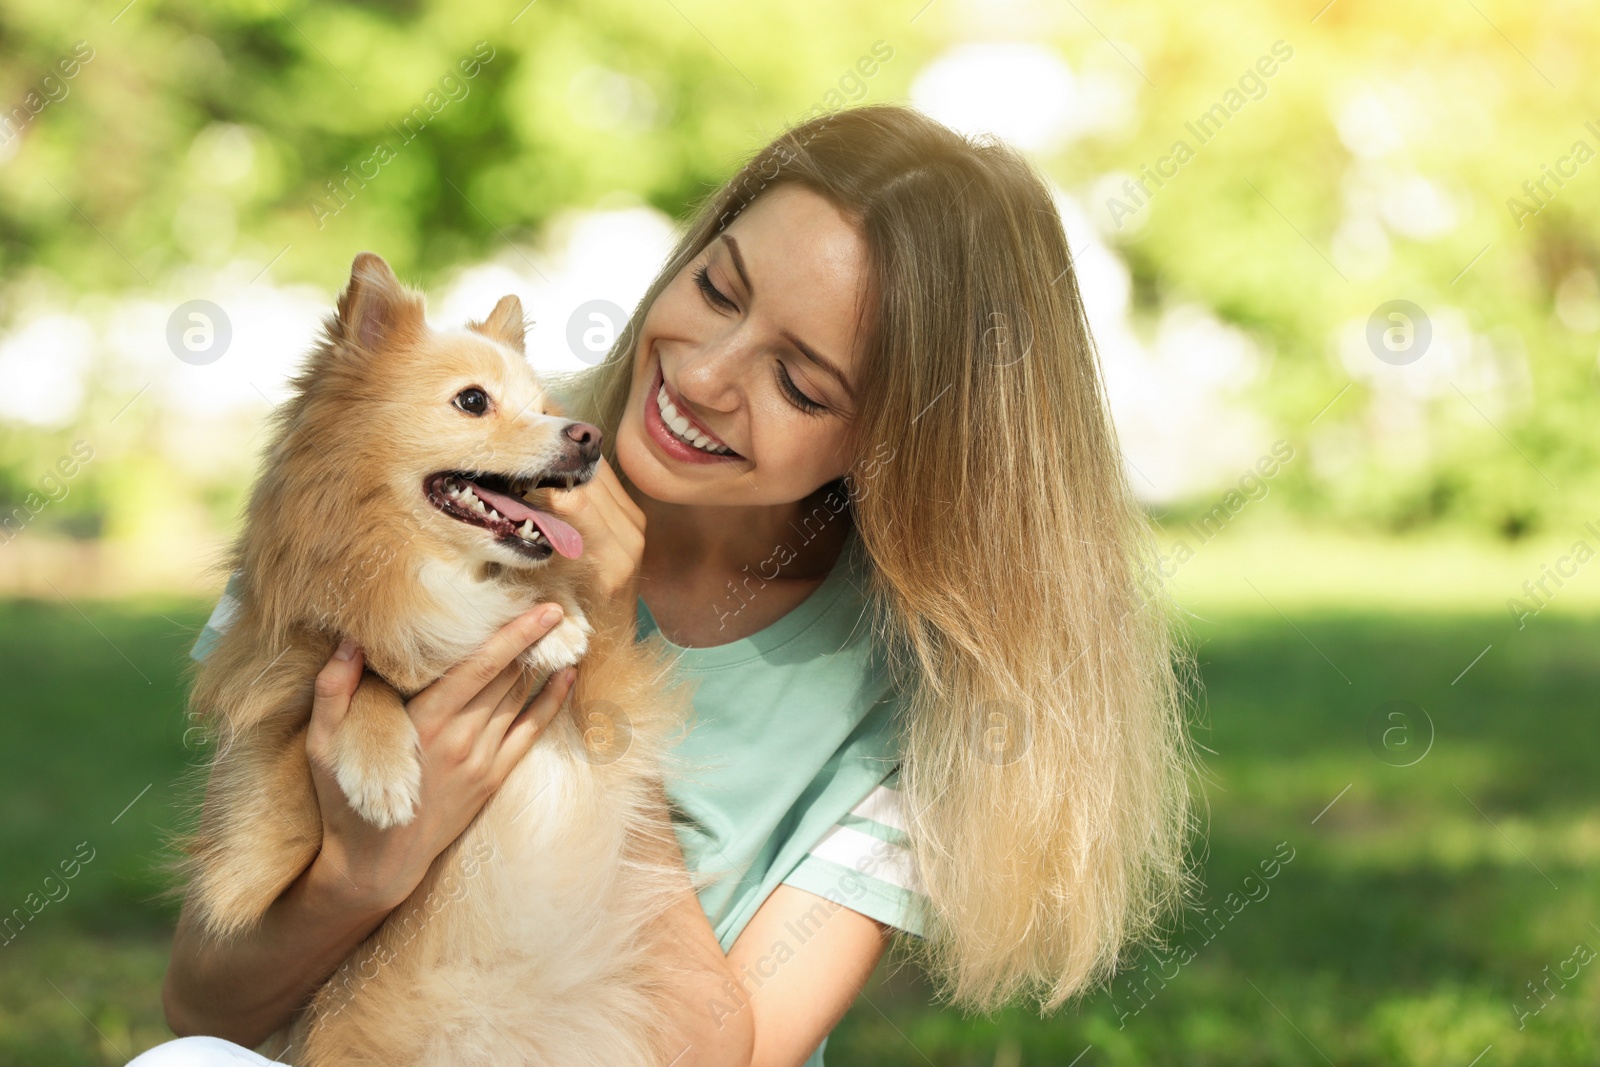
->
[539,458,644,606]
[491,667,577,784]
[306,637,365,762]
[483,662,541,733]
[543,458,634,544]
[591,457,646,530]
[466,656,534,727]
[592,461,646,562]
[409,605,564,736]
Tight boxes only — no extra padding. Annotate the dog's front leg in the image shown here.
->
[325,673,423,830]
[520,606,593,675]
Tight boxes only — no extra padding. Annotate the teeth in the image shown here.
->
[656,383,733,455]
[440,478,545,546]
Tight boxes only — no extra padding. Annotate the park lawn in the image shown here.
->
[0,597,209,1064]
[1,539,1596,1064]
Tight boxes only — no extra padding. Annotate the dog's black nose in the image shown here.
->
[564,421,603,464]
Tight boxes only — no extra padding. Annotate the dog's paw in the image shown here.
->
[522,612,593,675]
[328,721,422,830]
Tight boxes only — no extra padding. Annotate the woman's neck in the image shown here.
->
[627,478,853,585]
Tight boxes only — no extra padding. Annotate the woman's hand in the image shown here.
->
[303,607,579,915]
[541,455,646,633]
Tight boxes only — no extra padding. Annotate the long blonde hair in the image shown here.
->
[552,103,1200,1016]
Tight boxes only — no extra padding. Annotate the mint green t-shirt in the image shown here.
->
[643,523,922,1063]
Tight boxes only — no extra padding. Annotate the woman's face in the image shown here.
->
[614,183,872,508]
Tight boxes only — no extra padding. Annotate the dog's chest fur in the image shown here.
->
[374,559,588,694]
[414,558,529,662]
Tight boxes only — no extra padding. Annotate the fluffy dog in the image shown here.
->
[174,252,699,1065]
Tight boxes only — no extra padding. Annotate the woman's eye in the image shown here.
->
[776,362,826,415]
[454,387,490,416]
[693,264,737,311]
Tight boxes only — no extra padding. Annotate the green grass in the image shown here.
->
[0,597,209,1063]
[2,566,1596,1064]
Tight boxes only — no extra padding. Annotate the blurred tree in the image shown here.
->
[0,0,1595,539]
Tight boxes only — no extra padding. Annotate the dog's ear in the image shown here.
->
[335,252,425,355]
[469,294,527,354]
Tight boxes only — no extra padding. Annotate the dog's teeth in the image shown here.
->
[471,498,486,514]
[518,520,534,538]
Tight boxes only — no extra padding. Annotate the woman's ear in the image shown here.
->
[335,252,426,355]
[469,294,528,354]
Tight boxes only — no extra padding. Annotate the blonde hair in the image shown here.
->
[552,104,1201,1016]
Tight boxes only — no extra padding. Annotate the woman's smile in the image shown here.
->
[642,356,743,464]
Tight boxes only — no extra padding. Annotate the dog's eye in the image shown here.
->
[454,387,490,416]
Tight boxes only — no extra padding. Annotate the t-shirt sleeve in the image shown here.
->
[190,570,245,664]
[779,763,930,939]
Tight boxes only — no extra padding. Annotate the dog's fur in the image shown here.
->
[173,253,702,1065]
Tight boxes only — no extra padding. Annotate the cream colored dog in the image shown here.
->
[175,252,699,1065]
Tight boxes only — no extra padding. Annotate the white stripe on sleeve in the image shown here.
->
[805,823,923,894]
[848,783,909,832]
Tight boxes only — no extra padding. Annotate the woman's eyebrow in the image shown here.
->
[721,234,857,403]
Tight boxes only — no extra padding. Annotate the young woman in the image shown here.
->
[145,103,1197,1066]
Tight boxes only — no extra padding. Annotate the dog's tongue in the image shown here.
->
[467,481,584,559]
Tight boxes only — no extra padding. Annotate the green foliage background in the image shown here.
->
[1,0,1597,542]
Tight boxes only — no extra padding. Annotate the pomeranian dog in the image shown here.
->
[174,252,700,1065]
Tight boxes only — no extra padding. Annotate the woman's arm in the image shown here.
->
[162,849,396,1045]
[728,886,891,1067]
[643,823,891,1067]
[162,606,578,1045]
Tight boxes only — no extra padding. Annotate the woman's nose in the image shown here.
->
[674,331,748,408]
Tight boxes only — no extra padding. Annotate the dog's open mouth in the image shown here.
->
[424,471,586,561]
